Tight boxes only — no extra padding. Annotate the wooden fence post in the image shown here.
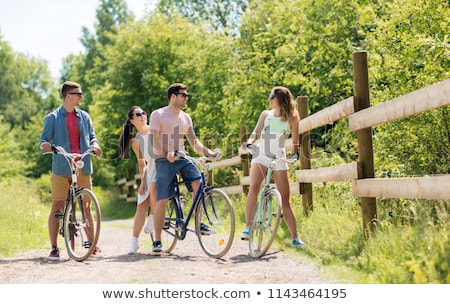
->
[240,125,249,195]
[297,96,313,215]
[353,50,377,237]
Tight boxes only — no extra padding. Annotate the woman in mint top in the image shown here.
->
[241,86,306,247]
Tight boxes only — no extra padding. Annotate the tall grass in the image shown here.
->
[0,177,48,256]
[244,180,450,283]
[0,175,135,257]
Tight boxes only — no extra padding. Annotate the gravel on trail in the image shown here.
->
[0,219,338,284]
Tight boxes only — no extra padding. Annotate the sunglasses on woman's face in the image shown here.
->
[134,111,147,117]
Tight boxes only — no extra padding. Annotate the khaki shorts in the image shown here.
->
[51,172,92,201]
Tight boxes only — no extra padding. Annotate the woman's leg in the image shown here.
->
[245,163,267,226]
[133,198,150,237]
[274,170,298,240]
[143,182,157,233]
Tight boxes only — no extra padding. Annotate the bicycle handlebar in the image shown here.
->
[174,149,222,167]
[46,145,96,158]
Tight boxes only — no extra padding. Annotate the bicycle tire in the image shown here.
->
[248,188,282,258]
[150,199,178,253]
[63,188,101,262]
[195,188,235,259]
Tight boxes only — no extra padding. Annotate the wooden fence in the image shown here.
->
[118,51,450,237]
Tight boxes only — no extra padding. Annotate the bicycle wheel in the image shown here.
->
[150,199,178,253]
[63,188,101,262]
[249,188,282,258]
[195,188,235,259]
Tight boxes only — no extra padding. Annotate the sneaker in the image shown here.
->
[92,247,105,257]
[200,223,216,235]
[152,240,162,252]
[240,226,249,240]
[48,248,60,261]
[292,237,306,247]
[144,214,154,234]
[128,237,139,254]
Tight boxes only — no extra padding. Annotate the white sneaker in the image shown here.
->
[128,237,139,253]
[144,214,154,234]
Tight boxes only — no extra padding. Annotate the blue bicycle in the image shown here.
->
[150,150,235,259]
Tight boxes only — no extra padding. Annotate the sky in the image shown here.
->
[0,0,155,79]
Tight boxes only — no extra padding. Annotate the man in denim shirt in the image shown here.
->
[39,81,102,261]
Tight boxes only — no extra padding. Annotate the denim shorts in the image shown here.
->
[155,157,201,201]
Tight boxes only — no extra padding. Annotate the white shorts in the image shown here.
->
[251,154,287,171]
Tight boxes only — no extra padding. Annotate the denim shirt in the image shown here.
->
[38,105,99,176]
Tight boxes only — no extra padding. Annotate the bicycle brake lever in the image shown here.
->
[208,150,222,161]
[174,150,187,159]
[90,146,97,157]
[246,144,259,155]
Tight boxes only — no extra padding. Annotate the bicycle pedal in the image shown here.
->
[54,212,64,219]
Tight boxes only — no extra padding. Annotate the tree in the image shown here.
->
[0,37,55,130]
[157,0,248,33]
[61,0,134,108]
[366,0,450,176]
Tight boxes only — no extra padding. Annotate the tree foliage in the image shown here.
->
[365,0,450,176]
[1,0,448,184]
[157,0,248,33]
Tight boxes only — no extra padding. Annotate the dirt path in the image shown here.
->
[0,219,337,284]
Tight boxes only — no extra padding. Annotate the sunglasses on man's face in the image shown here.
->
[134,111,147,117]
[67,92,83,97]
[175,92,189,98]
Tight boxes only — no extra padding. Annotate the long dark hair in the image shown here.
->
[118,106,141,159]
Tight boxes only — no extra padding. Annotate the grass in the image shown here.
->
[0,175,135,257]
[1,177,448,283]
[0,177,49,255]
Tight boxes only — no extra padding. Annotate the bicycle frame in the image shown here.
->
[53,146,93,220]
[155,150,235,258]
[166,160,215,240]
[255,163,276,221]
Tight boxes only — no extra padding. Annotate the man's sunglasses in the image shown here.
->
[67,92,83,97]
[175,92,189,98]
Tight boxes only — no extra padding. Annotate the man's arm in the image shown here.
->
[38,114,54,152]
[149,128,165,159]
[185,127,216,157]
